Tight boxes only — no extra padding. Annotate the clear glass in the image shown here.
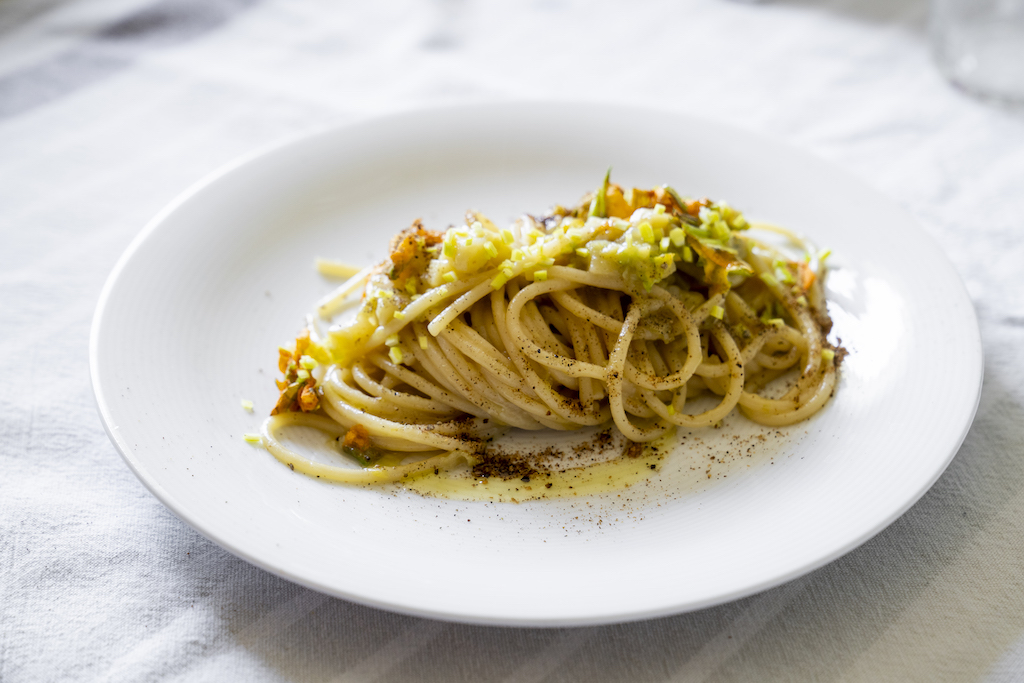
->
[930,0,1024,103]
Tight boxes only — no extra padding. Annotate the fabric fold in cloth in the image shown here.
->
[2,0,1024,681]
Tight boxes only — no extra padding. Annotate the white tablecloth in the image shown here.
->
[3,0,1024,680]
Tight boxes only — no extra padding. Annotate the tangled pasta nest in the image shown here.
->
[260,177,838,483]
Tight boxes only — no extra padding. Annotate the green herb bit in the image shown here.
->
[491,273,509,290]
[342,443,380,466]
[639,222,655,244]
[589,168,611,218]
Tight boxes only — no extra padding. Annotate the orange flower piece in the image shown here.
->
[297,382,319,412]
[342,424,371,452]
[604,184,633,219]
[684,198,710,216]
[388,219,444,287]
[277,347,292,373]
[294,329,310,358]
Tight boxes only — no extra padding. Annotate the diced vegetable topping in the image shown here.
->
[290,177,826,409]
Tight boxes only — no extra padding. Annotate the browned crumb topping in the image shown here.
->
[833,339,849,368]
[472,454,540,481]
[622,441,644,459]
[470,428,637,481]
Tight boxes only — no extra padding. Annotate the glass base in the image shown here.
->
[932,19,1024,103]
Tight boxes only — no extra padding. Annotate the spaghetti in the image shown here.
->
[260,175,838,483]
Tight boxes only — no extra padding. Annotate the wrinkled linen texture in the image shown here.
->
[2,0,1023,681]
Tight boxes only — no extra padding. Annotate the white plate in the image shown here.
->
[91,103,982,626]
